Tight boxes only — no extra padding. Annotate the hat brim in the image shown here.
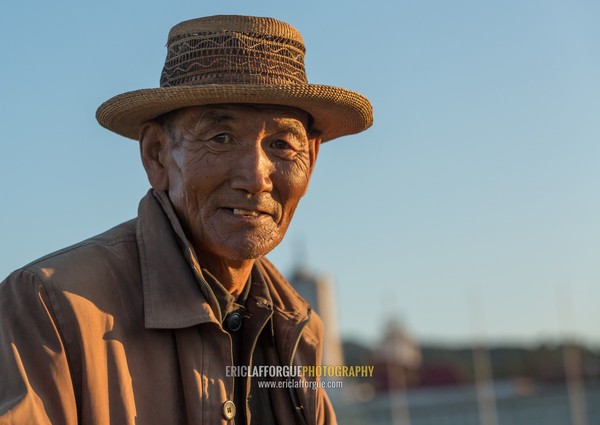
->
[96,84,373,142]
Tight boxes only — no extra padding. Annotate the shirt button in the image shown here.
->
[226,312,243,332]
[222,400,236,420]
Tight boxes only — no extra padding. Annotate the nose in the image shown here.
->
[230,144,274,194]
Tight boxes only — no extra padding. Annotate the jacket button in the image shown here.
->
[222,400,236,420]
[225,312,242,332]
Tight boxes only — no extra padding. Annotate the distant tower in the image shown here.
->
[378,318,421,371]
[376,318,421,425]
[374,318,422,392]
[289,265,344,367]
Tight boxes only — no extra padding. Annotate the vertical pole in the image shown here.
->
[556,287,588,425]
[387,358,411,425]
[473,345,499,425]
[470,286,498,425]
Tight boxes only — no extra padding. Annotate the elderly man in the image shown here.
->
[0,15,372,425]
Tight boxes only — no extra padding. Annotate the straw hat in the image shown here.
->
[96,15,373,142]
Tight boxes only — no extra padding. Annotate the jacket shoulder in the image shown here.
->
[8,219,139,294]
[25,219,136,266]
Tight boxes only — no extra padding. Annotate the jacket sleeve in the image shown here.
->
[0,270,78,425]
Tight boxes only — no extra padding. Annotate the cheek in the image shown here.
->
[166,153,207,216]
[290,153,313,192]
[164,155,185,201]
[177,166,211,210]
[277,159,312,215]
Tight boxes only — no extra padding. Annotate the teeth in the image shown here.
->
[233,208,258,217]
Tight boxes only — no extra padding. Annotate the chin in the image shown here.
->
[227,244,277,261]
[221,235,284,262]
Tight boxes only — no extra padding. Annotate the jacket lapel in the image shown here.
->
[136,190,219,329]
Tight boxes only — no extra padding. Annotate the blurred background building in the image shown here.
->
[289,265,344,367]
[288,261,600,425]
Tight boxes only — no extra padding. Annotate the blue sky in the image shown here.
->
[1,0,599,346]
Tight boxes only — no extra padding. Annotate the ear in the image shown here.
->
[139,122,170,191]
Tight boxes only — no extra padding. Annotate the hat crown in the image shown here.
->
[96,15,373,142]
[160,15,308,87]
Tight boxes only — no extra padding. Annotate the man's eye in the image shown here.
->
[271,139,290,150]
[212,133,232,144]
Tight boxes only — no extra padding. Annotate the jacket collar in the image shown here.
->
[135,189,313,336]
[253,259,317,360]
[136,190,220,329]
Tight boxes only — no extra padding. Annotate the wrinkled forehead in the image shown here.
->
[164,103,312,133]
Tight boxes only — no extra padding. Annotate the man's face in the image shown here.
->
[152,104,320,262]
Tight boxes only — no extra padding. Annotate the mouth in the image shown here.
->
[223,207,271,219]
[233,208,260,217]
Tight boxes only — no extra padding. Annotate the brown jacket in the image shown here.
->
[0,191,336,425]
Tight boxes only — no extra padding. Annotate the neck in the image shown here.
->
[199,253,255,298]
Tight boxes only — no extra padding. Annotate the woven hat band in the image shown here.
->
[160,31,308,87]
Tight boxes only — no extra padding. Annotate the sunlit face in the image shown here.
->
[154,104,320,262]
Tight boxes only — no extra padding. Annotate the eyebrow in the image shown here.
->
[203,111,235,125]
[188,111,234,135]
[273,119,308,136]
